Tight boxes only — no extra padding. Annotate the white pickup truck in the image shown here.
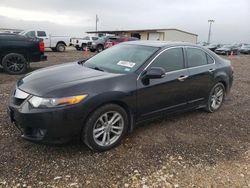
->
[19,30,71,52]
[72,36,99,51]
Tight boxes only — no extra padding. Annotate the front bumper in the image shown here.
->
[8,98,85,144]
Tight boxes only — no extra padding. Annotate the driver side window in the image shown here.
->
[150,48,184,72]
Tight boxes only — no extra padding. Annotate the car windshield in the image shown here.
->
[84,44,159,73]
[242,44,250,48]
[222,45,233,48]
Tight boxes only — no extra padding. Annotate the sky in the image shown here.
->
[0,0,249,43]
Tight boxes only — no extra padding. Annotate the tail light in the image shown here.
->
[39,40,45,53]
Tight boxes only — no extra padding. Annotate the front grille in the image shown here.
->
[87,42,92,47]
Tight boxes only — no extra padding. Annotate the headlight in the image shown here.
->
[29,95,87,108]
[92,42,96,45]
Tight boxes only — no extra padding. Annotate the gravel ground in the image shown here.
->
[0,49,249,187]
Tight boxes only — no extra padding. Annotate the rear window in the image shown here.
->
[186,48,208,67]
[37,31,46,37]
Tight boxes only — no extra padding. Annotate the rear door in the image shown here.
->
[185,47,216,106]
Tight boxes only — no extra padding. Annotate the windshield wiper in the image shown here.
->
[77,59,87,64]
[92,66,105,72]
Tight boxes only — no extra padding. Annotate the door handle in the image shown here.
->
[178,75,189,82]
[208,68,215,73]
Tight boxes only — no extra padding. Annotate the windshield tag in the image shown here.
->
[117,61,136,68]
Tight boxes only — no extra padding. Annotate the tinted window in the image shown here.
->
[186,48,208,67]
[150,48,184,72]
[92,37,98,40]
[26,31,36,38]
[83,36,90,40]
[37,31,46,37]
[206,54,214,64]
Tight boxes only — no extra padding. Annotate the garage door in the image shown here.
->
[148,33,160,40]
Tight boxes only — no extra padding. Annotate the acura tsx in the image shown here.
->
[8,41,233,151]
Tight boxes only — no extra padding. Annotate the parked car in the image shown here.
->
[205,44,221,52]
[239,44,250,54]
[0,33,47,74]
[19,30,71,52]
[8,41,233,151]
[104,36,139,49]
[89,36,115,53]
[215,45,239,55]
[73,36,99,51]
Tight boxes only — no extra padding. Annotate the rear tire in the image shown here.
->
[96,45,104,53]
[82,104,128,152]
[205,83,225,113]
[56,43,66,52]
[2,53,28,75]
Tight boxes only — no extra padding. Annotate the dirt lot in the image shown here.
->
[0,49,249,187]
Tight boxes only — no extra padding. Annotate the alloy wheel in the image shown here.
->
[5,55,25,72]
[210,85,224,110]
[93,111,124,147]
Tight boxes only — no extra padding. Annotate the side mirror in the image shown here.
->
[145,67,166,79]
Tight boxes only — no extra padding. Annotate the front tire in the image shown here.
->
[2,53,28,75]
[82,104,128,152]
[96,45,104,53]
[205,83,225,113]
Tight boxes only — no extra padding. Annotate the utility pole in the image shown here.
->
[95,14,99,34]
[207,19,215,44]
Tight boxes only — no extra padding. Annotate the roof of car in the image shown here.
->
[121,40,197,48]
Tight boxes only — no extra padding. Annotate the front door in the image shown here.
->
[136,47,189,120]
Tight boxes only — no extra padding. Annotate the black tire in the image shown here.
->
[82,104,128,152]
[56,43,66,52]
[75,47,81,51]
[90,49,96,52]
[205,82,225,113]
[81,43,87,51]
[96,45,104,53]
[2,53,28,75]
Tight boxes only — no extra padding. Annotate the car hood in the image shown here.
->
[17,62,120,97]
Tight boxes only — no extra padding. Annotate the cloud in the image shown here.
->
[0,6,90,27]
[0,0,249,43]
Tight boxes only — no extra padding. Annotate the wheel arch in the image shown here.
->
[56,41,67,47]
[81,93,136,134]
[214,73,230,94]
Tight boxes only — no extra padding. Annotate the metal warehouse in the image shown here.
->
[87,28,198,43]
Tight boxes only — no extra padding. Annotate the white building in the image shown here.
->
[87,28,198,43]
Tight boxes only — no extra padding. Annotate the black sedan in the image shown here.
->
[215,45,239,55]
[8,41,233,151]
